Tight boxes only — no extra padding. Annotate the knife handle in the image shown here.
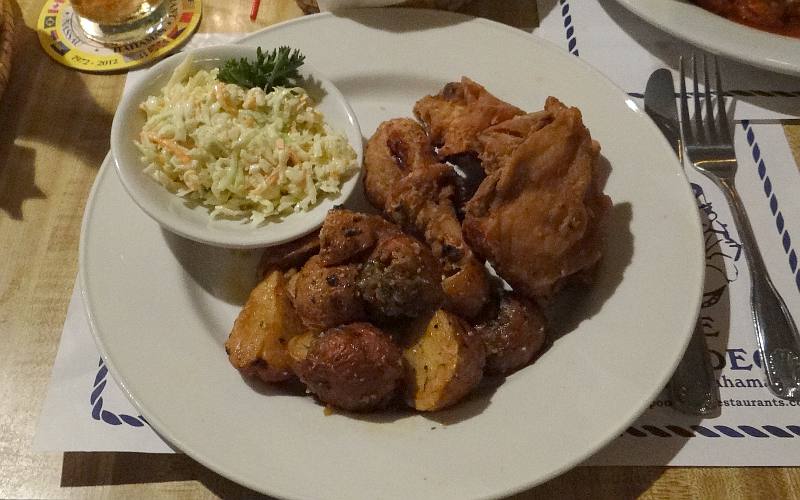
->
[668,319,720,416]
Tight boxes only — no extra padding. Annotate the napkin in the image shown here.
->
[534,0,800,121]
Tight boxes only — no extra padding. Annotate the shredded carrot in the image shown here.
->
[148,134,192,165]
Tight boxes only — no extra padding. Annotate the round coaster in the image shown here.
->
[36,0,202,73]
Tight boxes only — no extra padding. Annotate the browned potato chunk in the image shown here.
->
[292,323,404,411]
[293,255,366,332]
[358,234,443,318]
[403,309,485,411]
[318,208,401,266]
[225,270,306,382]
[258,230,320,275]
[475,292,547,375]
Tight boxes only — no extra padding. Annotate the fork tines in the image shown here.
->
[679,54,732,147]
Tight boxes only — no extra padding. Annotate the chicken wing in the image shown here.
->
[413,77,523,159]
[463,97,612,299]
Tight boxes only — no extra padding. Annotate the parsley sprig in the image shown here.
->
[218,46,306,92]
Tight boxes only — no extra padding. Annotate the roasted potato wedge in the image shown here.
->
[287,330,316,366]
[403,309,485,411]
[225,270,306,382]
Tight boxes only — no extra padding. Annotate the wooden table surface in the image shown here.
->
[1,1,799,498]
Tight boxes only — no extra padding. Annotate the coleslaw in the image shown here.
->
[136,56,357,224]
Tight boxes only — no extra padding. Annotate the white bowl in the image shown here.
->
[110,44,363,249]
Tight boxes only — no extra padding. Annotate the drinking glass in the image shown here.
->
[71,0,168,45]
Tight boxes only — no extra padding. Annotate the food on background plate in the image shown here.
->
[226,77,612,414]
[691,0,800,37]
[136,47,358,223]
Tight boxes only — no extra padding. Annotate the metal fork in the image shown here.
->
[680,55,800,401]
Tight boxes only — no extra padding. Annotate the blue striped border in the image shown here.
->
[559,0,579,56]
[741,121,800,293]
[626,424,800,438]
[90,358,148,428]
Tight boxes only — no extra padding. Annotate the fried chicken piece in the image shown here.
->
[477,110,556,173]
[413,77,523,159]
[464,97,612,299]
[364,118,491,318]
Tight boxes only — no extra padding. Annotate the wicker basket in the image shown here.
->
[296,0,472,14]
[0,0,13,101]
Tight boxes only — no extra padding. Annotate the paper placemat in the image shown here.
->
[35,19,800,466]
[34,121,800,465]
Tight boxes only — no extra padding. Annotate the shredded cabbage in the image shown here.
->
[136,56,358,224]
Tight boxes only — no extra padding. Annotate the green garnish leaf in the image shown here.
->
[218,46,306,92]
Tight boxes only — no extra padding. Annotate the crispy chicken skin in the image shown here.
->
[477,110,556,173]
[292,323,404,412]
[358,234,444,318]
[364,118,491,318]
[293,255,366,332]
[475,292,547,375]
[413,77,524,159]
[464,97,612,299]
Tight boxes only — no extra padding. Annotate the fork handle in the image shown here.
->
[716,175,800,400]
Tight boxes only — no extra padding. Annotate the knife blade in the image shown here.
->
[645,69,683,161]
[644,68,721,417]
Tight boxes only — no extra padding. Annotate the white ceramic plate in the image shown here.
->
[612,0,800,76]
[111,44,362,249]
[80,9,704,500]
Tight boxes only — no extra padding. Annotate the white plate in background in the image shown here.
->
[613,0,800,76]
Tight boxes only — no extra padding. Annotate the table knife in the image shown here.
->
[645,68,721,416]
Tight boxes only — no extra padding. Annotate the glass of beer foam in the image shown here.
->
[71,0,168,45]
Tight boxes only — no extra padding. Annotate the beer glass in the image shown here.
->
[71,0,168,45]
